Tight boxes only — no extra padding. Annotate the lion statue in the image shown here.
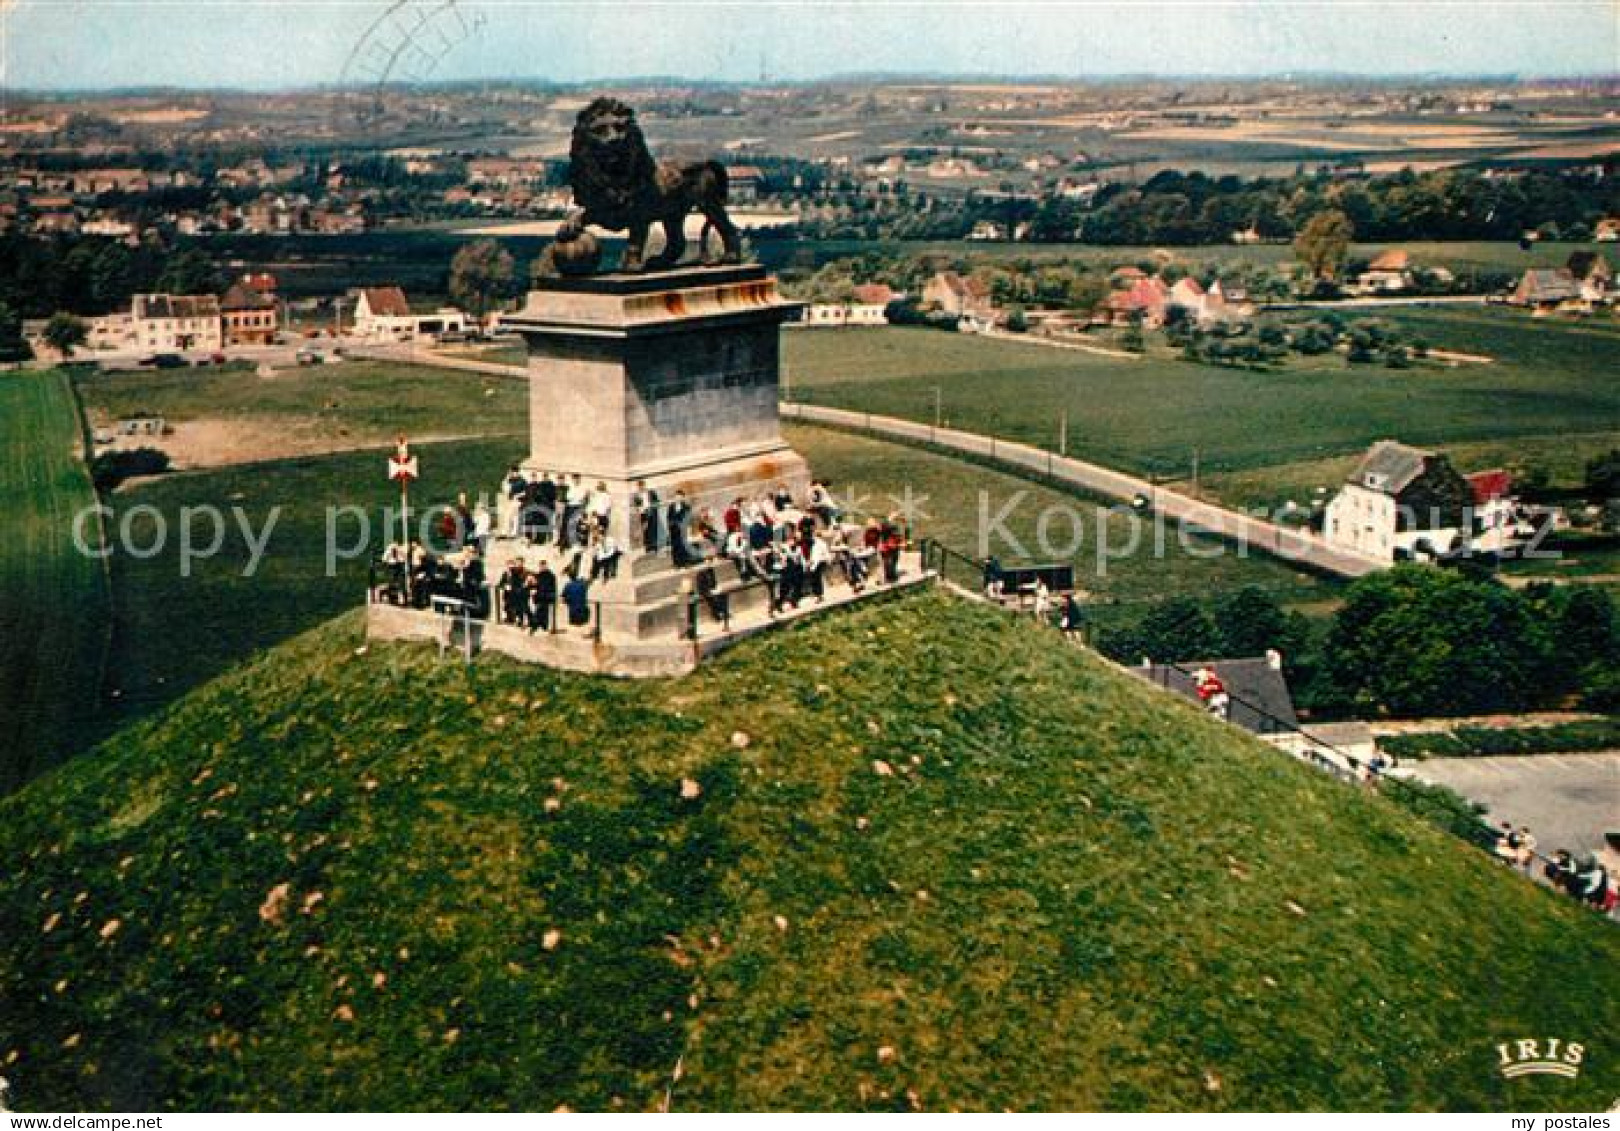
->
[539,97,742,275]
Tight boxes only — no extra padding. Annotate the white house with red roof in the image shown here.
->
[352,286,470,342]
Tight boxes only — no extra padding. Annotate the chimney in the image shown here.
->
[1266,649,1283,671]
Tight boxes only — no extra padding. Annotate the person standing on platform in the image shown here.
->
[634,480,662,552]
[531,560,557,633]
[667,491,694,567]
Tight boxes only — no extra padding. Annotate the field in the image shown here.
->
[757,239,1604,278]
[3,590,1616,1110]
[788,425,1335,609]
[77,362,527,470]
[0,372,112,791]
[784,310,1620,490]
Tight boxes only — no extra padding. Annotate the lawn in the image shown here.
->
[784,311,1620,488]
[3,590,1615,1110]
[77,360,528,452]
[99,436,526,736]
[0,371,112,792]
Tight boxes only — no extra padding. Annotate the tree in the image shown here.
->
[1585,449,1620,501]
[449,239,517,326]
[1132,596,1222,665]
[0,301,31,364]
[1293,209,1354,281]
[156,247,222,297]
[1213,586,1292,658]
[1322,566,1554,716]
[44,313,87,359]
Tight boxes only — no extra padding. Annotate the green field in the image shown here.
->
[2,591,1614,1110]
[77,361,528,450]
[789,424,1336,609]
[784,311,1620,486]
[99,436,524,734]
[759,239,1603,278]
[0,372,112,791]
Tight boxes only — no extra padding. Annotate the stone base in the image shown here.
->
[366,551,931,679]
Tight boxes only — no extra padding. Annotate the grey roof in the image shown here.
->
[1130,657,1299,736]
[1518,268,1580,301]
[1347,440,1432,496]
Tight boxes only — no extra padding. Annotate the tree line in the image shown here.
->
[1096,568,1620,719]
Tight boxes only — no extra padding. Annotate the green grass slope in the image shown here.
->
[0,371,112,791]
[0,590,1614,1111]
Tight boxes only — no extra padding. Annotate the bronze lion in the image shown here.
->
[546,97,742,274]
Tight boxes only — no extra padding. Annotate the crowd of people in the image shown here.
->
[373,538,488,616]
[1493,821,1618,917]
[372,470,910,635]
[1497,821,1618,915]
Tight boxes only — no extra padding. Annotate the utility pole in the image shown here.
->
[1191,447,1200,492]
[1059,409,1068,457]
[933,385,942,430]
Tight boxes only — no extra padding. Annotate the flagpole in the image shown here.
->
[401,473,412,604]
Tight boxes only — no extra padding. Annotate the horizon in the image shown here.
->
[2,0,1617,94]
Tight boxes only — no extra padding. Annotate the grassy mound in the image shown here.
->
[1,590,1615,1111]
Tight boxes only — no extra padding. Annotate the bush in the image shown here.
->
[91,447,171,491]
[1381,718,1620,760]
[1385,778,1494,849]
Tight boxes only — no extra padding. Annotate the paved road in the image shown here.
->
[1411,752,1620,863]
[781,402,1387,580]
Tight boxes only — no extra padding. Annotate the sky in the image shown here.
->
[1,0,1616,92]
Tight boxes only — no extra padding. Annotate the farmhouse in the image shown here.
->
[1167,276,1233,324]
[1358,249,1414,293]
[351,286,470,342]
[220,275,280,346]
[725,165,764,203]
[802,283,894,328]
[131,293,223,353]
[1208,278,1255,316]
[1510,268,1581,312]
[922,271,995,328]
[1104,275,1169,327]
[1595,217,1620,243]
[1323,440,1474,562]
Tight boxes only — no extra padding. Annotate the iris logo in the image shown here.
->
[1497,1038,1585,1080]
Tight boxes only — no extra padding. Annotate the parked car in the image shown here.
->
[138,353,188,369]
[295,349,322,366]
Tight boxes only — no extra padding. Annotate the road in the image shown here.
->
[1259,295,1492,311]
[780,402,1387,580]
[1410,752,1620,866]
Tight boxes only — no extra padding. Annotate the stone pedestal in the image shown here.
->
[498,264,812,646]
